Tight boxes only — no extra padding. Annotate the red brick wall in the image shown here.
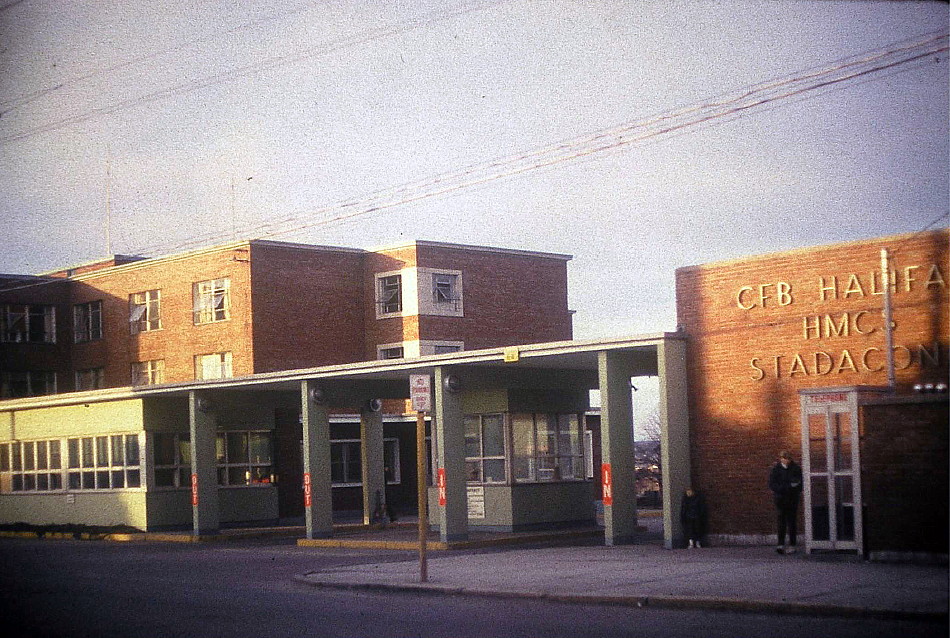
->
[249,243,365,371]
[68,245,255,387]
[0,277,73,386]
[860,398,948,554]
[675,230,949,537]
[363,246,420,358]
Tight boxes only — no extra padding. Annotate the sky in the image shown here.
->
[1,0,948,428]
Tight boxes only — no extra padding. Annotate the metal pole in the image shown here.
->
[881,248,896,388]
[416,410,428,582]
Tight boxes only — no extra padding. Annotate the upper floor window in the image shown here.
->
[130,290,161,333]
[193,278,230,324]
[433,273,459,306]
[1,304,56,343]
[131,360,165,386]
[75,368,104,391]
[420,269,463,317]
[0,370,57,399]
[195,352,232,380]
[73,301,103,343]
[378,345,405,360]
[377,274,402,315]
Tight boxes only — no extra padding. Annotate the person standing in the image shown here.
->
[768,450,803,554]
[680,487,707,548]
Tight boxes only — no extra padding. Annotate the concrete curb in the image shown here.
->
[296,529,604,551]
[293,576,949,623]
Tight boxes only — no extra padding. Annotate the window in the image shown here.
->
[0,439,63,492]
[0,371,57,398]
[75,368,104,391]
[73,301,103,343]
[153,433,191,488]
[512,413,585,482]
[330,439,401,487]
[131,360,165,386]
[433,273,459,307]
[66,434,141,490]
[215,430,273,486]
[378,346,404,360]
[195,352,232,380]
[129,290,161,333]
[193,278,230,324]
[378,274,402,314]
[465,414,507,484]
[1,304,56,343]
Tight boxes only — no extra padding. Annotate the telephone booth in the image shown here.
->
[798,387,890,554]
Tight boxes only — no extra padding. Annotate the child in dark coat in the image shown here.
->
[680,487,707,548]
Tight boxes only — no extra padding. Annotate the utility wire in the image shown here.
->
[0,0,508,145]
[128,31,949,257]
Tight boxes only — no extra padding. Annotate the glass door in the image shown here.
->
[800,391,862,553]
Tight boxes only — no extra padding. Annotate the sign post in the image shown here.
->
[410,374,431,583]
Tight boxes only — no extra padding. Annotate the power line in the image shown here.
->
[0,0,508,145]
[127,31,949,257]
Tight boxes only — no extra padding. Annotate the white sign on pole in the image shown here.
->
[410,374,431,412]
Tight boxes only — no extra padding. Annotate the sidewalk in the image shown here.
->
[296,542,949,622]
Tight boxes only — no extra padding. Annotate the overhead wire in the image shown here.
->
[0,0,509,145]
[126,30,949,257]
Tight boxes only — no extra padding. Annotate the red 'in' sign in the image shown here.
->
[601,464,613,506]
[191,473,199,506]
[303,472,312,508]
[437,468,447,506]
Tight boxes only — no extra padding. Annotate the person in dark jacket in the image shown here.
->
[768,450,803,554]
[680,487,707,548]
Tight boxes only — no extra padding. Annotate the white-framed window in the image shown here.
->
[512,413,585,482]
[195,352,232,380]
[193,278,230,324]
[0,439,63,492]
[378,345,404,360]
[1,304,56,343]
[215,430,274,486]
[153,432,191,488]
[73,301,103,343]
[330,438,401,487]
[75,368,104,391]
[465,414,507,484]
[130,290,161,333]
[132,359,165,386]
[419,268,463,317]
[419,340,464,356]
[66,434,141,490]
[377,274,402,315]
[0,370,57,399]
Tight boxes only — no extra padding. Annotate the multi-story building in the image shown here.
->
[1,239,573,398]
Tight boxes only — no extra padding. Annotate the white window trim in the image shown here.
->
[73,300,103,343]
[195,352,233,380]
[192,278,231,325]
[374,268,418,319]
[417,268,463,317]
[130,289,162,334]
[132,359,165,386]
[420,340,464,356]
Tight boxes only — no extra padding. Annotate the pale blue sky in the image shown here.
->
[1,1,947,347]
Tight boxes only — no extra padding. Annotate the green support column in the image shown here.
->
[360,404,386,525]
[302,380,333,539]
[598,351,638,546]
[189,391,220,536]
[659,338,691,550]
[434,366,468,542]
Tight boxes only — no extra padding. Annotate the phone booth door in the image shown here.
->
[800,390,863,554]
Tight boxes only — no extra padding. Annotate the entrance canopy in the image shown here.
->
[0,333,690,548]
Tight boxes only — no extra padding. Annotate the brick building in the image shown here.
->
[1,239,572,396]
[676,229,948,556]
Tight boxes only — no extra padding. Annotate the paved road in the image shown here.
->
[0,538,944,638]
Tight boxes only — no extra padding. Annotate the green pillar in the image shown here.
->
[598,351,638,546]
[360,404,386,525]
[189,391,219,536]
[302,380,333,539]
[434,366,468,542]
[659,338,691,550]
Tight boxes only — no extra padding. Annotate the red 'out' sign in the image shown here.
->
[191,473,199,506]
[437,468,447,506]
[601,464,613,506]
[303,472,312,508]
